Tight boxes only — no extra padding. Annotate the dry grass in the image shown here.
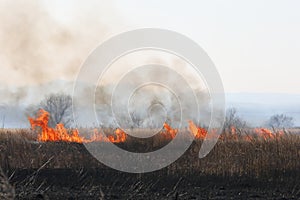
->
[0,128,299,199]
[0,128,299,179]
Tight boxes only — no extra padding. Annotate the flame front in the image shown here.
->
[188,120,207,139]
[254,128,275,140]
[163,122,178,139]
[28,109,284,143]
[28,109,126,143]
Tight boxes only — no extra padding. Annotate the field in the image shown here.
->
[0,128,300,199]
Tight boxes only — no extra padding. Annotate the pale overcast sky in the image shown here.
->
[2,0,300,94]
[114,0,300,94]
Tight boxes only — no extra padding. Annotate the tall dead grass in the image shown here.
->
[0,128,299,179]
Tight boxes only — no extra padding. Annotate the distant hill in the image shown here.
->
[226,93,300,127]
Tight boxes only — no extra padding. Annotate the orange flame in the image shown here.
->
[254,128,275,140]
[29,109,285,143]
[231,126,236,135]
[163,122,178,139]
[188,120,207,139]
[108,128,126,143]
[28,109,126,143]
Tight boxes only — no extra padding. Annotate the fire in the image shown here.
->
[28,109,284,144]
[163,122,178,139]
[254,128,275,140]
[90,129,110,142]
[28,109,83,143]
[28,109,126,143]
[108,128,126,143]
[231,126,236,135]
[188,120,207,139]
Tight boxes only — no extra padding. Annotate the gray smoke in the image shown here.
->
[0,0,112,105]
[0,2,213,128]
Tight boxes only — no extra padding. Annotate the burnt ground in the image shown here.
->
[6,168,299,200]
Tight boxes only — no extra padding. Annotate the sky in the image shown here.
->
[116,0,300,94]
[38,0,300,94]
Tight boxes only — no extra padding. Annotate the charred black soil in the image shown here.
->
[9,168,300,200]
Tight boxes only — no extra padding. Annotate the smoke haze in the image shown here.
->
[0,0,116,88]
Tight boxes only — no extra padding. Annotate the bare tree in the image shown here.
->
[130,111,143,128]
[267,114,294,129]
[27,93,73,128]
[223,108,247,132]
[41,93,73,128]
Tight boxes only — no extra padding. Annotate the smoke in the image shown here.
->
[0,0,115,105]
[0,1,214,128]
[0,1,115,84]
[89,55,212,128]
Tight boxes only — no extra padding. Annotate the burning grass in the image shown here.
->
[27,109,286,145]
[0,127,299,176]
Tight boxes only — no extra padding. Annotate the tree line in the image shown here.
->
[25,93,295,129]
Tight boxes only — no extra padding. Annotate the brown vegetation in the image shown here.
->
[0,128,299,199]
